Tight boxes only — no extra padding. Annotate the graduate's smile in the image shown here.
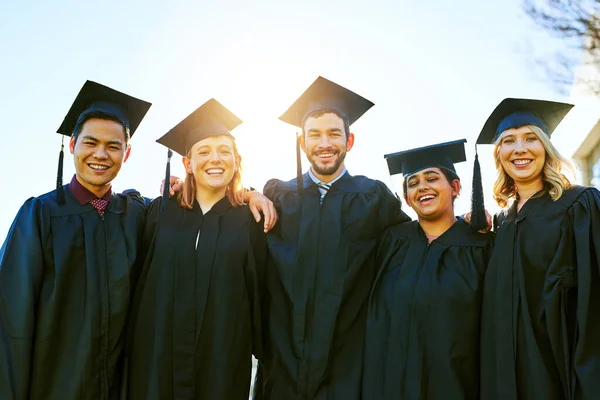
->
[205,167,225,176]
[315,150,337,159]
[418,193,437,205]
[88,163,111,172]
[510,158,533,168]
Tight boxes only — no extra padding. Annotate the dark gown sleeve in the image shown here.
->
[120,188,153,207]
[127,196,160,296]
[141,197,162,251]
[0,198,46,399]
[565,188,600,398]
[263,179,279,202]
[376,181,411,230]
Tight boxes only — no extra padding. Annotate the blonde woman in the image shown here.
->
[126,99,266,399]
[476,99,600,399]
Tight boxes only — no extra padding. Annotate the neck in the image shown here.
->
[515,178,544,203]
[76,175,111,198]
[195,186,227,214]
[418,213,457,241]
[311,164,345,184]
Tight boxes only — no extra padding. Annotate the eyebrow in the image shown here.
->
[407,170,440,182]
[196,144,233,151]
[80,135,124,146]
[306,127,343,134]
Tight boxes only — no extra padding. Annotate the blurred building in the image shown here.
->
[552,38,600,190]
[573,119,600,189]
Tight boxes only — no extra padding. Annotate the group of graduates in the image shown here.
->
[0,75,599,400]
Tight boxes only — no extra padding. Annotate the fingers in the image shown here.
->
[463,212,472,223]
[266,202,278,232]
[262,200,279,233]
[250,203,262,224]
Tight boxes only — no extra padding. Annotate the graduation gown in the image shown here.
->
[362,219,492,400]
[126,196,266,400]
[0,186,146,400]
[481,186,600,399]
[255,172,411,400]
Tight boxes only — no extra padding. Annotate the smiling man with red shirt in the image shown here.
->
[0,80,151,400]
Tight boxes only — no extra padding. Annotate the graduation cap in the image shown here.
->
[279,76,374,193]
[470,98,573,230]
[476,98,573,145]
[55,80,152,203]
[384,138,467,177]
[155,98,242,205]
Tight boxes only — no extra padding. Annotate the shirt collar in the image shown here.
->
[69,175,113,205]
[308,167,348,186]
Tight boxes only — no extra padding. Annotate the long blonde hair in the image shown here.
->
[177,137,246,209]
[492,125,575,208]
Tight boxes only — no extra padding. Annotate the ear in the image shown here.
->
[299,133,307,153]
[451,179,461,197]
[123,145,131,163]
[403,192,414,210]
[182,156,192,174]
[69,135,76,155]
[346,132,355,151]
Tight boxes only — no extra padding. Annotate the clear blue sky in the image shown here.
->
[0,0,568,239]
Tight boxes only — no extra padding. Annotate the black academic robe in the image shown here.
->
[363,219,492,400]
[126,196,266,400]
[255,172,411,400]
[481,186,600,399]
[0,186,146,400]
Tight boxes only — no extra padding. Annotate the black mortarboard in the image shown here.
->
[476,98,573,144]
[279,76,374,193]
[55,80,151,203]
[384,139,467,177]
[155,98,242,206]
[156,98,242,157]
[57,80,152,138]
[279,76,375,128]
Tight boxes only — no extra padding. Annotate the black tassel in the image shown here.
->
[296,131,303,195]
[470,150,487,231]
[162,149,173,211]
[56,141,65,204]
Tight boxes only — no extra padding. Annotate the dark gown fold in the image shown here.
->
[481,185,600,399]
[0,186,146,399]
[256,171,411,400]
[363,219,492,400]
[127,196,266,400]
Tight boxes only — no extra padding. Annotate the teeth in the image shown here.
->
[89,164,108,170]
[318,153,334,157]
[206,168,224,175]
[513,159,531,165]
[419,195,435,202]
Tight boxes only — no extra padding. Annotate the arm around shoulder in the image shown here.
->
[376,180,411,230]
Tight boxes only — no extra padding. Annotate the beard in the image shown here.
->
[308,149,347,176]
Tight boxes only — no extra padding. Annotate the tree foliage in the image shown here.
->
[524,0,600,94]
